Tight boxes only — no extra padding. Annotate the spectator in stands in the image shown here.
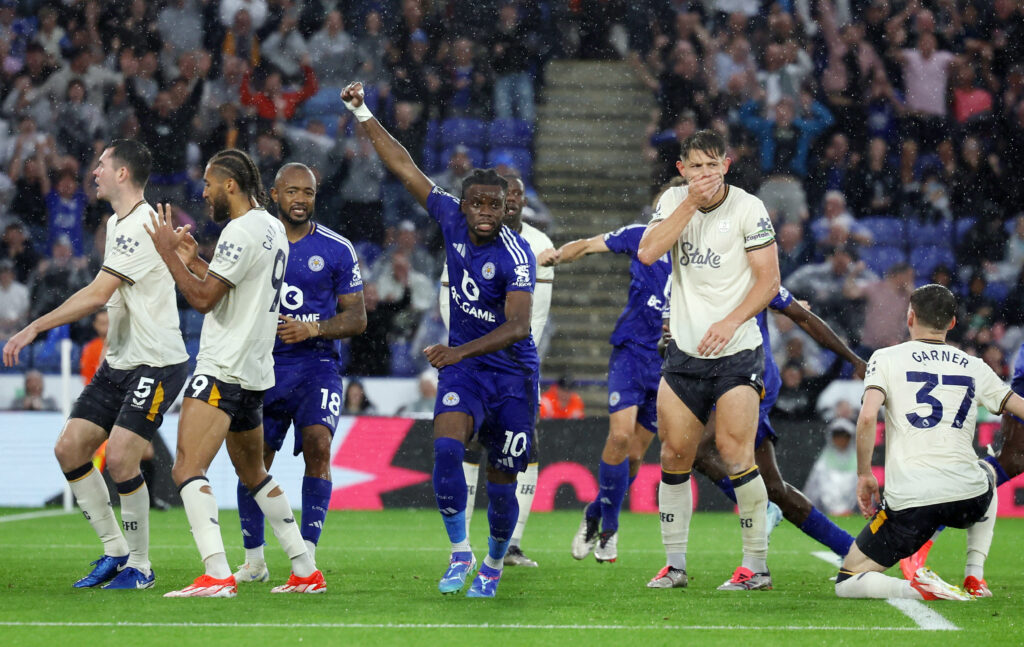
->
[0,258,28,338]
[713,35,756,91]
[490,3,537,124]
[157,0,205,59]
[396,368,438,417]
[123,52,207,206]
[33,7,66,67]
[2,44,55,127]
[252,131,285,195]
[342,378,377,415]
[848,262,915,353]
[38,46,121,114]
[240,54,318,122]
[373,250,434,339]
[891,30,955,149]
[221,8,261,68]
[55,79,103,166]
[381,101,428,229]
[539,375,584,420]
[740,93,833,224]
[952,136,1001,216]
[959,272,997,336]
[328,122,385,244]
[45,170,87,255]
[28,234,89,321]
[444,37,490,118]
[347,281,410,376]
[777,220,813,280]
[981,344,1008,379]
[79,309,107,384]
[433,145,474,196]
[755,42,813,111]
[8,141,50,240]
[807,133,854,208]
[377,220,436,279]
[261,9,308,81]
[772,356,850,421]
[786,244,876,342]
[848,137,899,217]
[0,221,40,284]
[308,10,357,88]
[803,416,858,516]
[220,0,268,30]
[809,191,874,249]
[10,369,57,411]
[356,10,389,88]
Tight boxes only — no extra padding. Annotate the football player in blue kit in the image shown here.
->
[545,221,671,564]
[234,163,367,583]
[342,82,539,598]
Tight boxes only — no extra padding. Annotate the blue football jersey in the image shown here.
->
[1012,342,1024,394]
[603,225,672,352]
[273,222,363,363]
[427,185,539,376]
[758,286,795,406]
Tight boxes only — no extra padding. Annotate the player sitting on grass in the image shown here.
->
[836,284,1022,600]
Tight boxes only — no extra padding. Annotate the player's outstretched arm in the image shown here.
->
[2,271,119,367]
[341,82,433,208]
[547,234,610,266]
[278,291,367,343]
[781,299,867,378]
[144,204,229,314]
[856,388,884,518]
[424,291,532,369]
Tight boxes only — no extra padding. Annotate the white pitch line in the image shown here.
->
[0,621,936,632]
[0,510,73,523]
[809,551,959,631]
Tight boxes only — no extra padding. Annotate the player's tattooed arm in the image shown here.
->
[781,299,867,378]
[341,82,434,208]
[547,234,610,266]
[424,291,533,369]
[277,291,367,343]
[144,204,229,314]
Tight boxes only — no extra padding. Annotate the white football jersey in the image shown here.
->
[195,208,288,391]
[101,202,189,370]
[439,221,554,341]
[864,339,1011,511]
[650,184,775,358]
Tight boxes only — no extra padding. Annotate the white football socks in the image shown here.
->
[253,478,315,577]
[180,478,230,579]
[510,462,538,548]
[69,466,129,557]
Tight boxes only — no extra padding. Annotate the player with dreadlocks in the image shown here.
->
[145,148,325,597]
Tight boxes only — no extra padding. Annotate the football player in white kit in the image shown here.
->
[638,129,780,591]
[440,169,555,567]
[3,140,189,591]
[835,284,1024,600]
[145,149,323,597]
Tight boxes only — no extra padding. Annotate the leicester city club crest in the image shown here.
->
[482,262,496,280]
[609,391,621,407]
[442,392,461,406]
[308,255,325,272]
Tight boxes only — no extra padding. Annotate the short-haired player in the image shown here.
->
[3,139,188,590]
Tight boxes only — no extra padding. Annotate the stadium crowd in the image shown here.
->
[0,0,1021,421]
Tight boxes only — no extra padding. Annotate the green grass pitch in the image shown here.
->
[1,507,1022,646]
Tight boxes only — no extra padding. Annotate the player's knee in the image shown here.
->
[54,433,91,470]
[606,428,631,453]
[104,452,140,483]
